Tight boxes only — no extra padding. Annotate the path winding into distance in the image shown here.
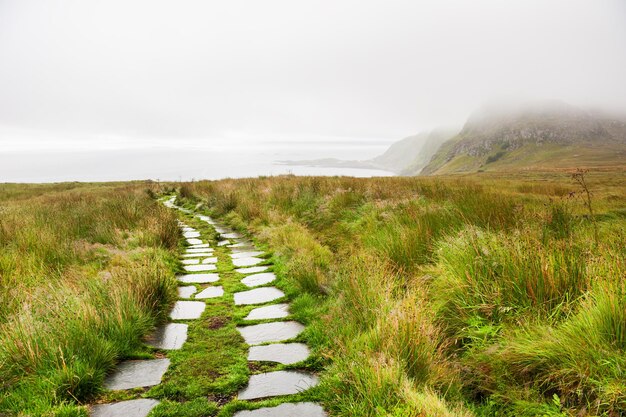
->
[89,196,326,417]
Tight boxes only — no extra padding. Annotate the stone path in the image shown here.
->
[90,196,326,416]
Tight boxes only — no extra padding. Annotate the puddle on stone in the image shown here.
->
[201,257,218,264]
[236,321,304,345]
[91,399,160,417]
[183,231,200,238]
[234,287,284,305]
[248,343,311,365]
[235,266,269,274]
[233,403,326,417]
[182,252,214,257]
[146,323,188,350]
[241,272,276,288]
[217,240,230,246]
[245,303,289,320]
[238,370,318,400]
[232,257,264,267]
[177,285,197,298]
[181,259,200,265]
[178,273,220,283]
[104,359,170,390]
[195,286,224,299]
[170,301,205,320]
[184,264,217,272]
[186,238,204,245]
[221,232,243,239]
[187,244,211,249]
[231,251,264,259]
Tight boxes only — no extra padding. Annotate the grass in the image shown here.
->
[0,183,179,416]
[172,169,625,416]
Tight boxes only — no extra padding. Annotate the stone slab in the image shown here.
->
[241,272,276,288]
[187,244,211,249]
[248,343,310,365]
[195,286,224,299]
[238,370,319,400]
[221,232,243,239]
[91,399,160,417]
[230,246,258,254]
[235,266,269,275]
[178,273,220,284]
[186,238,204,245]
[184,264,216,272]
[201,257,218,264]
[217,240,230,246]
[236,321,304,345]
[181,259,200,265]
[234,287,284,305]
[229,241,254,248]
[177,285,197,298]
[104,359,170,390]
[231,251,264,259]
[170,301,205,320]
[146,323,188,350]
[183,231,200,238]
[245,303,289,320]
[232,257,264,267]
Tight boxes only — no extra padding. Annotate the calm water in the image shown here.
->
[0,140,395,182]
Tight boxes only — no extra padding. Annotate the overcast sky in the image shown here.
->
[1,0,625,150]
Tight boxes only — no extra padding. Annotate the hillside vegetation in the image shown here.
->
[176,171,625,417]
[0,183,179,416]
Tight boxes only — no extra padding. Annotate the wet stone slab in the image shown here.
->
[186,238,204,245]
[170,301,205,320]
[178,273,220,284]
[245,303,289,320]
[248,343,310,365]
[233,403,326,417]
[201,257,218,264]
[146,323,188,350]
[231,251,264,259]
[91,399,160,417]
[236,321,304,345]
[104,359,170,390]
[238,370,319,400]
[241,272,276,288]
[235,266,269,275]
[234,287,284,305]
[177,285,197,298]
[232,257,264,267]
[184,264,217,272]
[195,286,224,299]
[181,259,200,265]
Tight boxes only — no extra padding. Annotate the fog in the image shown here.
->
[1,0,625,180]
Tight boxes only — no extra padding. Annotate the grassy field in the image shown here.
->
[173,169,625,417]
[0,182,180,416]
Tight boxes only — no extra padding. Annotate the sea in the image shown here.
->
[0,138,395,183]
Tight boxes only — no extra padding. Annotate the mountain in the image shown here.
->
[421,102,626,175]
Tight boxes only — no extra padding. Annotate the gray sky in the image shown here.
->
[1,0,625,150]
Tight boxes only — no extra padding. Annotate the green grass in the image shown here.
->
[172,171,625,416]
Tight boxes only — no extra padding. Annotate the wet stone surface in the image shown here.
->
[231,251,264,259]
[241,272,276,288]
[238,370,319,400]
[146,323,188,350]
[170,301,205,320]
[91,399,160,417]
[178,273,220,283]
[236,321,304,345]
[232,257,264,267]
[184,264,216,272]
[248,343,310,365]
[177,285,197,298]
[234,287,284,305]
[236,266,269,275]
[232,403,326,417]
[195,286,224,299]
[245,303,289,320]
[104,359,170,390]
[186,238,204,245]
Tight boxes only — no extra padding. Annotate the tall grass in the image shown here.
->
[0,184,179,415]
